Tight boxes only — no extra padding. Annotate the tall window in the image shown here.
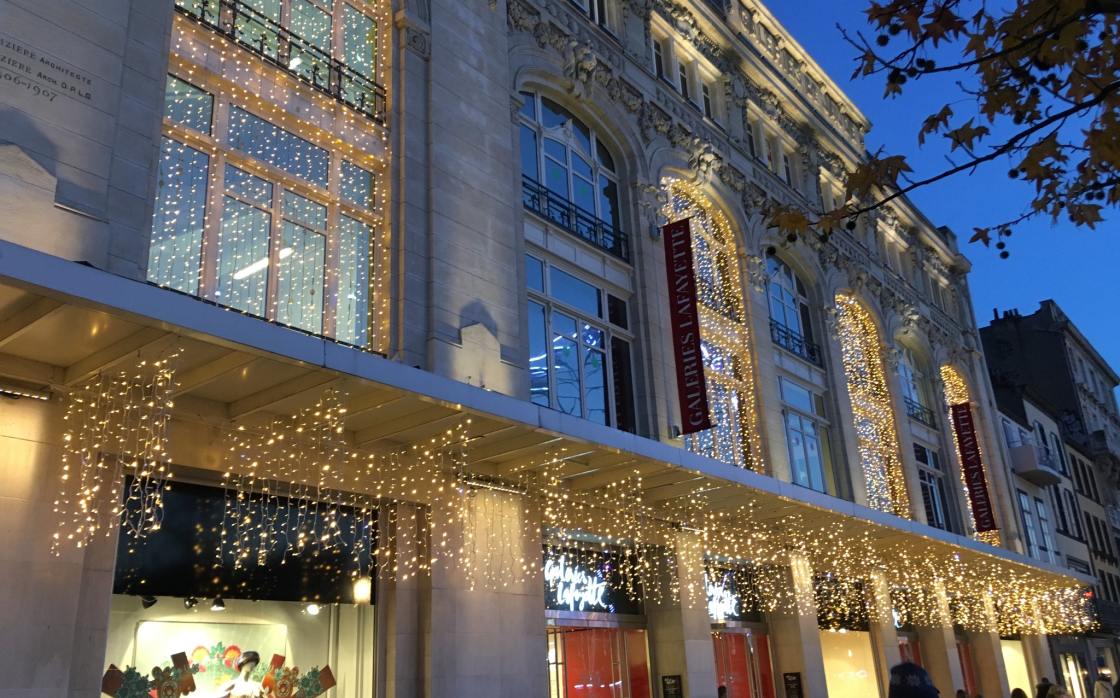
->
[766,257,820,365]
[519,92,624,259]
[914,443,952,532]
[899,348,936,428]
[1018,490,1039,559]
[572,0,611,30]
[780,377,836,494]
[1035,498,1056,564]
[148,75,381,348]
[835,294,910,516]
[526,255,635,431]
[664,180,762,471]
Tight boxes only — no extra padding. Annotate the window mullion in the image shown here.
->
[266,185,285,322]
[199,97,232,303]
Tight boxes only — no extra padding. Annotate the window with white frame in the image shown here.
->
[744,118,758,159]
[766,256,820,365]
[148,74,379,348]
[519,92,625,259]
[650,28,722,122]
[1035,497,1056,564]
[779,376,836,495]
[899,347,936,427]
[914,443,953,532]
[526,254,635,431]
[571,0,612,31]
[1018,490,1040,559]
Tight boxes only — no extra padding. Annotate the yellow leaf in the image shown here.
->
[947,118,989,151]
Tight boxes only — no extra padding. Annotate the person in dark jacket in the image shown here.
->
[888,662,940,698]
[1036,677,1054,698]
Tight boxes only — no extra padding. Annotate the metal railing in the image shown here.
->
[522,176,629,261]
[769,319,822,366]
[175,0,387,125]
[904,396,939,429]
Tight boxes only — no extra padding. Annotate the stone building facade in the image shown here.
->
[0,0,1099,696]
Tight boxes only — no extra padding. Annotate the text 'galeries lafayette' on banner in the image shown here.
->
[662,218,711,435]
[950,401,998,533]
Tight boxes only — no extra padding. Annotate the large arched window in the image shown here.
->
[766,257,820,365]
[519,92,625,259]
[898,346,937,428]
[663,179,762,472]
[834,294,910,516]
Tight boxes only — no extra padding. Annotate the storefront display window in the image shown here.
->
[1060,652,1091,698]
[1001,639,1034,698]
[547,627,650,698]
[712,631,776,698]
[820,628,880,698]
[106,480,376,696]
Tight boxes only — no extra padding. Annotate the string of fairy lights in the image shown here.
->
[834,293,912,517]
[48,353,1095,634]
[149,3,390,351]
[941,364,1002,546]
[662,179,765,473]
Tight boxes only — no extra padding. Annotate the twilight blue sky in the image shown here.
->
[764,3,1120,373]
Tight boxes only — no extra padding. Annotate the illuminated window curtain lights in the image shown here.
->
[149,139,209,295]
[662,178,763,473]
[940,364,1001,546]
[834,293,910,517]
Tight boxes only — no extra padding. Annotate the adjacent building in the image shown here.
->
[983,303,1120,697]
[0,0,1097,697]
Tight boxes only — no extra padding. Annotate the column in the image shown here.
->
[868,571,901,686]
[915,581,966,696]
[967,599,1011,698]
[645,531,720,698]
[768,552,829,697]
[377,502,426,698]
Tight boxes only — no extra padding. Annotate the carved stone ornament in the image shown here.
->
[563,40,600,99]
[636,182,668,237]
[742,253,768,293]
[403,26,431,59]
[823,305,840,340]
[883,346,902,373]
[689,138,721,186]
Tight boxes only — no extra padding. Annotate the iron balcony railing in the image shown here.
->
[175,0,387,125]
[522,176,629,261]
[904,396,939,429]
[769,319,822,366]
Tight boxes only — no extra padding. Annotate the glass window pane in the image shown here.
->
[243,0,280,20]
[149,138,209,294]
[572,153,592,179]
[217,197,272,315]
[164,75,213,134]
[607,294,627,329]
[283,190,326,230]
[552,311,577,338]
[611,336,634,433]
[540,96,571,129]
[780,378,815,415]
[520,125,539,180]
[550,267,601,317]
[340,161,373,209]
[786,413,809,487]
[544,159,568,200]
[585,348,607,425]
[336,215,370,346]
[227,107,329,186]
[277,222,326,333]
[544,138,567,162]
[224,165,273,206]
[598,177,619,232]
[573,175,595,214]
[553,335,581,417]
[342,5,376,78]
[519,91,536,120]
[526,255,544,292]
[595,139,614,171]
[581,323,603,348]
[528,301,549,407]
[292,0,331,50]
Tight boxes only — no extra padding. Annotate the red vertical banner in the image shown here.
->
[950,402,998,533]
[662,218,711,435]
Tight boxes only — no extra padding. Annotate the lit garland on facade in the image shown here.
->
[662,178,764,473]
[151,2,391,351]
[833,293,911,517]
[53,354,179,550]
[940,364,1002,546]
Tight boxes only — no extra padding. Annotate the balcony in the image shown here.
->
[522,176,629,261]
[1009,443,1063,487]
[904,396,939,430]
[175,0,387,125]
[769,319,822,366]
[1096,599,1120,632]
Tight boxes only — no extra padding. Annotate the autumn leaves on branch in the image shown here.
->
[764,0,1120,254]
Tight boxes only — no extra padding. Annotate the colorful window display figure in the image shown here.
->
[101,649,335,698]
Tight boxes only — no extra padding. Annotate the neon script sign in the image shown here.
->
[707,580,739,621]
[545,556,608,612]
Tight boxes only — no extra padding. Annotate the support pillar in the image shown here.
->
[377,502,426,698]
[868,571,901,689]
[915,581,966,696]
[767,553,828,698]
[645,531,719,698]
[967,598,1011,698]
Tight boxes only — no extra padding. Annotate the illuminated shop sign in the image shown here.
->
[542,546,643,615]
[705,566,764,623]
[545,556,608,611]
